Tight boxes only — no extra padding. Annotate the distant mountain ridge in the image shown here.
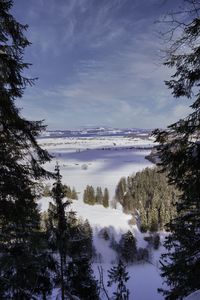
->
[39,127,152,139]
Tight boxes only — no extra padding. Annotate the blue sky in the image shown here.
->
[12,0,191,130]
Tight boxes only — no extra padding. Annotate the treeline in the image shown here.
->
[115,167,178,232]
[83,185,109,208]
[42,183,78,200]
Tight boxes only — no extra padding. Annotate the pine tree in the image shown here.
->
[63,184,72,198]
[71,187,78,200]
[154,2,200,298]
[115,177,127,204]
[66,219,99,299]
[67,258,99,300]
[83,185,95,205]
[0,1,52,298]
[119,231,137,263]
[103,188,109,208]
[47,164,71,300]
[115,167,178,231]
[107,260,130,300]
[96,186,103,204]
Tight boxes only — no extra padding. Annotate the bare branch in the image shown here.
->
[98,265,110,300]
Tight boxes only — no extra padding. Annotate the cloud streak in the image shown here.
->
[13,0,191,129]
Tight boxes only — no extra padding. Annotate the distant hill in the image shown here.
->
[39,127,153,139]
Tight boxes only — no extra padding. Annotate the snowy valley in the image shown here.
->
[37,128,167,300]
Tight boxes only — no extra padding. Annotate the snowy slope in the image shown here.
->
[38,196,166,300]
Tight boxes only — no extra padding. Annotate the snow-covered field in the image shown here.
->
[38,133,167,300]
[39,135,154,199]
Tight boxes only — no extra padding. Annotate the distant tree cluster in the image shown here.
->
[115,167,178,232]
[83,185,109,208]
[43,183,78,200]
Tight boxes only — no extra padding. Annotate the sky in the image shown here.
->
[12,0,192,130]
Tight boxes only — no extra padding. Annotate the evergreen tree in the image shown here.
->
[119,231,137,263]
[47,164,71,300]
[71,187,78,200]
[83,185,95,205]
[103,188,109,208]
[154,1,200,298]
[107,260,129,300]
[115,167,178,231]
[62,184,72,198]
[66,219,99,299]
[96,186,103,204]
[115,177,127,204]
[67,258,99,300]
[0,1,52,298]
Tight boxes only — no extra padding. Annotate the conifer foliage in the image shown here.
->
[0,1,52,299]
[83,185,110,207]
[47,164,71,300]
[107,260,129,300]
[47,165,99,300]
[154,1,200,298]
[115,167,178,232]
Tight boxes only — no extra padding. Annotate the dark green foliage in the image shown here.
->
[47,175,98,300]
[154,2,200,298]
[71,187,78,200]
[98,227,110,241]
[137,248,149,262]
[65,218,99,299]
[67,258,99,300]
[43,183,78,200]
[0,1,52,298]
[110,235,121,253]
[103,188,109,208]
[144,233,160,250]
[115,167,178,232]
[83,185,109,207]
[47,164,71,300]
[83,185,96,205]
[107,260,130,300]
[96,186,103,204]
[115,177,127,204]
[153,234,160,250]
[68,218,94,261]
[119,231,137,263]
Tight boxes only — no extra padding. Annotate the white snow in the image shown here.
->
[39,135,154,199]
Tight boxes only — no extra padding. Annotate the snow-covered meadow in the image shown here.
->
[38,134,154,199]
[38,131,167,300]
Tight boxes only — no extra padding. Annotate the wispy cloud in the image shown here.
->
[14,0,190,129]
